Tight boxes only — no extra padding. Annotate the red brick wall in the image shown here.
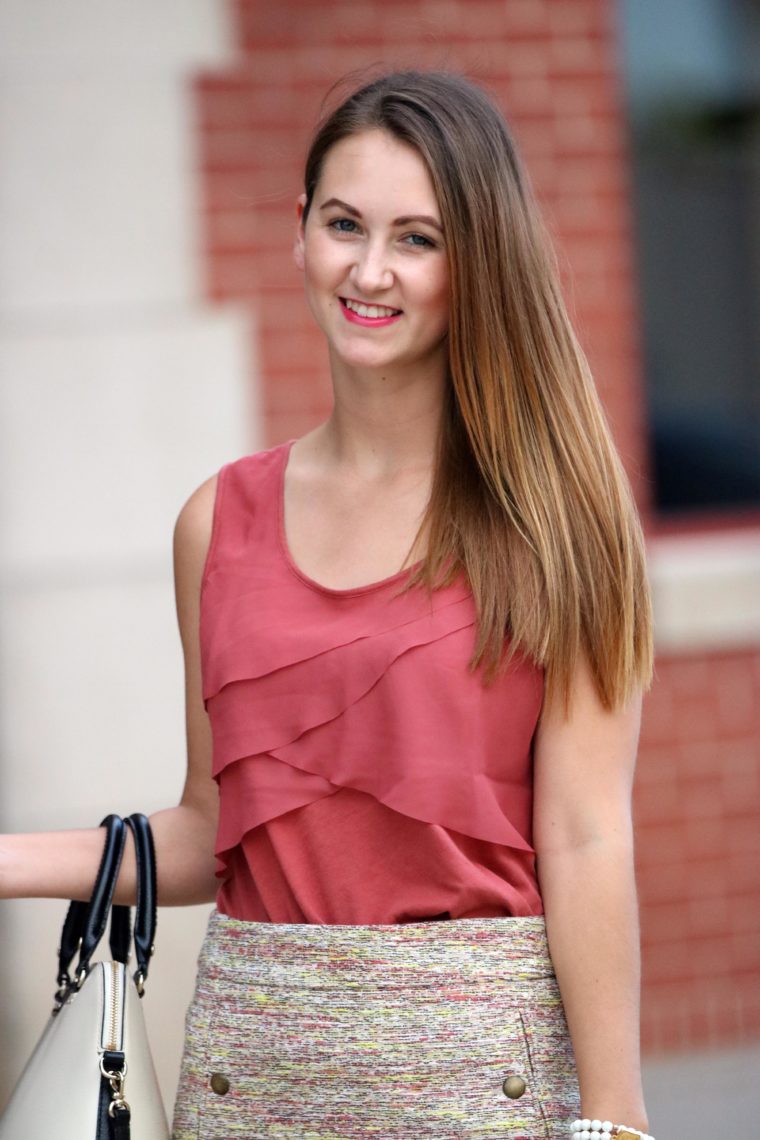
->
[193,0,760,1056]
[637,649,760,1052]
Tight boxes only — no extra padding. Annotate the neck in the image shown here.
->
[317,351,447,475]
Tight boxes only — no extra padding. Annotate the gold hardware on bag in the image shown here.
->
[101,1057,131,1119]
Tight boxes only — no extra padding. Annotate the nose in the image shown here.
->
[350,239,393,295]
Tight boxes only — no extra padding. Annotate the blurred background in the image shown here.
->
[1,1,758,1135]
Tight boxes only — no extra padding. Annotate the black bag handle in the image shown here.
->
[56,814,127,1004]
[124,813,158,992]
[54,813,159,1007]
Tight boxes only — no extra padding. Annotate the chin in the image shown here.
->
[334,344,403,370]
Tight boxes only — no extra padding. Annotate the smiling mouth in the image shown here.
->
[341,297,403,319]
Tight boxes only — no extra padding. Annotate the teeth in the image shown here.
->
[344,298,400,319]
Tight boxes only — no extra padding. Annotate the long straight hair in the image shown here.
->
[302,71,653,710]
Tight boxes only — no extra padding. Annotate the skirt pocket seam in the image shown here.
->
[518,1009,552,1140]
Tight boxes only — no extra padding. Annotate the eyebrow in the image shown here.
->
[319,197,443,234]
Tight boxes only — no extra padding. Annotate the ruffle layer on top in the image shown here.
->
[201,448,544,888]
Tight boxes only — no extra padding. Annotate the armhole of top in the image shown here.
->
[200,463,229,595]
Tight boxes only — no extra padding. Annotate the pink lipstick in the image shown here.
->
[339,297,402,328]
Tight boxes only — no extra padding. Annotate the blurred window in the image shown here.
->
[618,0,760,517]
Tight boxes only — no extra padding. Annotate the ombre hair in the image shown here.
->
[303,71,652,710]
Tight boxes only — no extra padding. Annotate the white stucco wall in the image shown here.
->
[0,0,256,1114]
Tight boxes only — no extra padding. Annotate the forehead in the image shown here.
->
[317,130,440,212]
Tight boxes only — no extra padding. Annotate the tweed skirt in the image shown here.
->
[172,910,579,1139]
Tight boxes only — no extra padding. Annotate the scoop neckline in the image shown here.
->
[277,439,423,598]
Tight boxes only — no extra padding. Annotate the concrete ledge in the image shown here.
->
[643,1044,760,1135]
[648,530,760,653]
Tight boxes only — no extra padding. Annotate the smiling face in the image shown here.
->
[295,130,450,380]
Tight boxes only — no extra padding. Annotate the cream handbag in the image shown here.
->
[0,814,170,1140]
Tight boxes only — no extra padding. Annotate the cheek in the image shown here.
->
[424,272,450,324]
[303,233,344,285]
[301,247,342,327]
[419,258,448,299]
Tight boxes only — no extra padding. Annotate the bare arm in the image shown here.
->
[0,475,220,908]
[533,656,649,1131]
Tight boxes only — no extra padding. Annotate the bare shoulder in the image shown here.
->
[173,474,218,571]
[172,475,219,644]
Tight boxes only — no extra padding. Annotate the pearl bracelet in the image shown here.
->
[571,1120,655,1140]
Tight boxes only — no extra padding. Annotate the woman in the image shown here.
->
[0,71,654,1139]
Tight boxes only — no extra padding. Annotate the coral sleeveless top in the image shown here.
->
[201,443,545,924]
